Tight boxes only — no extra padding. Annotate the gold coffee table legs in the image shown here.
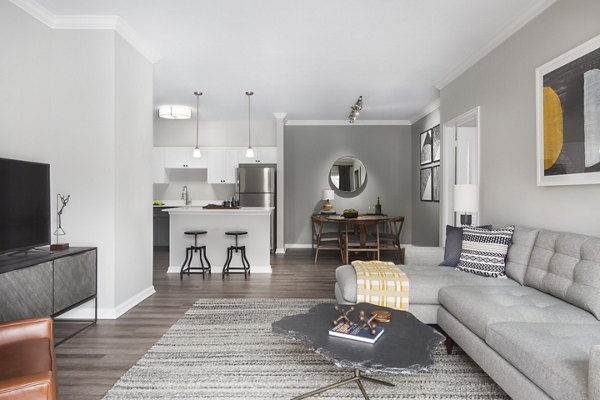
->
[292,369,395,400]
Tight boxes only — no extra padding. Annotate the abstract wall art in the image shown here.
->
[536,34,600,185]
[420,167,432,201]
[432,165,440,202]
[432,125,441,162]
[420,130,432,165]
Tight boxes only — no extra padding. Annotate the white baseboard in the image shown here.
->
[55,285,156,320]
[167,265,272,274]
[275,247,286,254]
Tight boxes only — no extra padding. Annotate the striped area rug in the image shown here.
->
[103,298,508,399]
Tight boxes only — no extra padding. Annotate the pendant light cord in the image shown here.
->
[247,93,251,147]
[195,93,200,148]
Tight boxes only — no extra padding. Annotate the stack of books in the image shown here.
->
[328,322,384,344]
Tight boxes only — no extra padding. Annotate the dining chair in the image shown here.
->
[311,215,343,262]
[343,218,380,263]
[373,216,405,264]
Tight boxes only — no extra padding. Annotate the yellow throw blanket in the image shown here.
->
[352,260,409,311]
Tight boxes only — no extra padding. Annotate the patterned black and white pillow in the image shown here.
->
[456,225,515,278]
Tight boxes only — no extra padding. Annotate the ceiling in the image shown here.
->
[34,0,552,121]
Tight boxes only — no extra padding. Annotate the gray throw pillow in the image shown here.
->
[439,225,492,267]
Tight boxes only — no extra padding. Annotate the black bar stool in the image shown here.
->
[180,230,211,279]
[222,231,251,279]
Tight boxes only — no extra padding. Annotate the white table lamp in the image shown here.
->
[322,189,335,212]
[453,184,479,226]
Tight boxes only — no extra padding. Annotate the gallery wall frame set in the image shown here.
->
[536,33,600,186]
[419,124,441,202]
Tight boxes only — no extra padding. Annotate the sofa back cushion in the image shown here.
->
[524,230,600,319]
[505,226,539,284]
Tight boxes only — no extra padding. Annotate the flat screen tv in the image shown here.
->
[0,158,50,255]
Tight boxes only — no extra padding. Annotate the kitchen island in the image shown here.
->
[164,207,273,274]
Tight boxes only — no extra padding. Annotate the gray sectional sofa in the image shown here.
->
[334,226,600,400]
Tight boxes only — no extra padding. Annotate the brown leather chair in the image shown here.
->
[0,317,57,400]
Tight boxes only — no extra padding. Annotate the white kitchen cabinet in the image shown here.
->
[164,147,207,169]
[238,147,277,164]
[152,147,168,184]
[206,148,239,184]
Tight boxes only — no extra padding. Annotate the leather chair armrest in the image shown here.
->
[590,345,600,400]
[0,317,53,346]
[0,372,56,400]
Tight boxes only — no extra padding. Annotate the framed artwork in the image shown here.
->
[420,130,432,165]
[432,165,440,202]
[536,33,600,186]
[432,125,441,162]
[420,167,432,201]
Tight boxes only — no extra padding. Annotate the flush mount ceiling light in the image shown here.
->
[348,96,363,123]
[192,91,202,158]
[245,91,255,158]
[158,105,192,119]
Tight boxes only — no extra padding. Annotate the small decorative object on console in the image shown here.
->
[342,208,359,218]
[51,193,70,251]
[375,196,382,215]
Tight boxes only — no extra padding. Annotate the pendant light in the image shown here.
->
[192,91,202,158]
[245,91,255,158]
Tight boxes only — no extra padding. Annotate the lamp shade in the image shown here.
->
[158,105,192,119]
[322,189,335,201]
[453,184,479,213]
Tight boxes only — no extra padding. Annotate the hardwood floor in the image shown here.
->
[55,248,346,400]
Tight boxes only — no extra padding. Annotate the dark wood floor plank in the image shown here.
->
[56,248,349,399]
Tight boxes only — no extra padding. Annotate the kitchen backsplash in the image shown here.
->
[153,169,235,201]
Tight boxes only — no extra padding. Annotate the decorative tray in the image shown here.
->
[203,204,241,209]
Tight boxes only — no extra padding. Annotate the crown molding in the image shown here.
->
[410,98,440,124]
[285,120,411,126]
[435,0,557,89]
[9,0,160,64]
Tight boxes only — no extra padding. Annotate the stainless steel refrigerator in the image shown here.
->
[237,164,276,252]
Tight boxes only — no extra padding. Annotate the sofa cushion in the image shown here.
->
[456,225,514,278]
[525,230,600,319]
[486,322,600,400]
[505,226,539,284]
[335,264,518,305]
[439,285,598,339]
[439,225,492,267]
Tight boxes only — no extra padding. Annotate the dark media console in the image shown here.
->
[0,247,97,344]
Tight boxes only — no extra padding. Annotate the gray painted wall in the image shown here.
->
[411,108,441,246]
[441,0,600,236]
[284,125,412,246]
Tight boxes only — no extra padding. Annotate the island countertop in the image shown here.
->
[164,206,273,215]
[165,206,273,274]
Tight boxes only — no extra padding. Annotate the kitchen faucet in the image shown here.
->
[181,185,190,205]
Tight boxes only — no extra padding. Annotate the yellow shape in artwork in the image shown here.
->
[543,86,563,170]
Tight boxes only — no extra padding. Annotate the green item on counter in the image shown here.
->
[153,201,165,206]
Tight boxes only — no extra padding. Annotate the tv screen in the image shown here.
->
[0,158,50,254]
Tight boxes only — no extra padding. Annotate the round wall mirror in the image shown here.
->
[329,156,367,193]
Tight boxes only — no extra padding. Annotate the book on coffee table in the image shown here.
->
[328,322,384,344]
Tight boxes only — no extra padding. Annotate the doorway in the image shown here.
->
[440,107,481,244]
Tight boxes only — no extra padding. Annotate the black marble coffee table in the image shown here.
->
[272,302,445,400]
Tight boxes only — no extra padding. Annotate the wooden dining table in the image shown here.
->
[324,215,390,263]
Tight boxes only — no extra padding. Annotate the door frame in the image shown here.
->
[440,106,481,245]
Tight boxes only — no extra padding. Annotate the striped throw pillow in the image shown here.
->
[456,226,515,278]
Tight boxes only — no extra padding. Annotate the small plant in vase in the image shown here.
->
[342,208,359,218]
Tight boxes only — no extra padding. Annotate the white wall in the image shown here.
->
[441,0,600,236]
[0,2,154,318]
[114,35,154,308]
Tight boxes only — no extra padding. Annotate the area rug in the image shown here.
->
[102,298,509,399]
